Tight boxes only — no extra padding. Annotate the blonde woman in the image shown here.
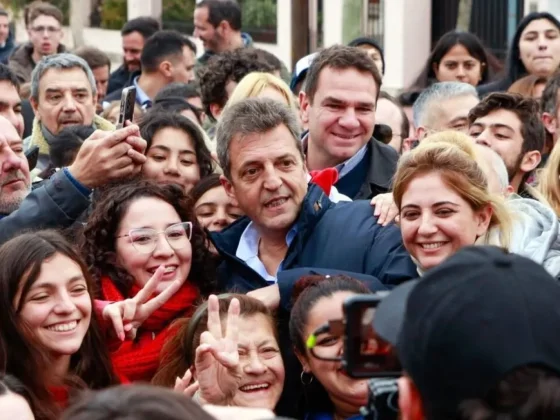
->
[392,131,512,272]
[537,143,560,217]
[391,131,560,278]
[225,72,298,113]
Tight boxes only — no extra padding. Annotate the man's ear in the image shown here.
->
[220,174,236,200]
[542,112,557,136]
[159,60,173,79]
[210,103,222,121]
[30,98,40,120]
[415,126,428,140]
[299,91,310,125]
[520,150,542,174]
[398,376,425,420]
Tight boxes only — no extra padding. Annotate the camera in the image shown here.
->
[305,294,401,419]
[343,294,400,420]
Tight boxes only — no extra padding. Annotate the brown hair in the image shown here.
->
[289,275,370,356]
[507,74,548,98]
[73,46,111,71]
[392,131,512,247]
[28,3,63,26]
[62,384,215,420]
[152,294,276,387]
[0,231,120,420]
[80,179,217,297]
[304,44,382,104]
[468,93,546,157]
[196,48,276,121]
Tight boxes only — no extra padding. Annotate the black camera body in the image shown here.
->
[343,295,400,420]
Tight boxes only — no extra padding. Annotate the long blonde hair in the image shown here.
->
[536,141,560,217]
[393,131,513,248]
[225,72,297,111]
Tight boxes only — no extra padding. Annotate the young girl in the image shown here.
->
[0,231,123,420]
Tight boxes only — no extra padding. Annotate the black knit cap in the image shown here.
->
[374,246,560,417]
[348,36,385,74]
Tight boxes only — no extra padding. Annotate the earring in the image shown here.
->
[300,370,314,385]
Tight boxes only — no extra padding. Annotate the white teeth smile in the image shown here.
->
[46,320,77,332]
[421,242,446,249]
[266,198,287,208]
[164,266,176,273]
[240,383,270,392]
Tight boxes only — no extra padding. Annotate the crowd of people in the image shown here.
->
[2,0,560,419]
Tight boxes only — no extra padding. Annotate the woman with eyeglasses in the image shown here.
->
[289,275,377,420]
[81,179,216,382]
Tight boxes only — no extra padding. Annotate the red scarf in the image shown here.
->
[100,276,198,382]
[49,385,69,409]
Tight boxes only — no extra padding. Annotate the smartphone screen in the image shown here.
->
[343,295,401,378]
[117,87,137,129]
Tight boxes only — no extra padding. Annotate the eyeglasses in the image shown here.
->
[306,319,345,361]
[306,319,392,362]
[116,222,193,254]
[31,26,60,34]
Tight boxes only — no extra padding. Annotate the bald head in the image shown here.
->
[474,144,511,196]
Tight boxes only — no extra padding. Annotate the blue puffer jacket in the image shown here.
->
[210,184,417,297]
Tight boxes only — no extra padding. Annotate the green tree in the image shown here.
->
[241,0,276,29]
[10,0,70,25]
[100,0,127,30]
[163,0,196,22]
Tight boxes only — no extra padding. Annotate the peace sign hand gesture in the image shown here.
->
[195,295,242,406]
[102,266,182,341]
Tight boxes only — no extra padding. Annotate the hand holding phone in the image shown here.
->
[117,87,137,129]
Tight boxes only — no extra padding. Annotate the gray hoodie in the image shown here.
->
[482,197,560,278]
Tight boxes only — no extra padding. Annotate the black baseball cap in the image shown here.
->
[374,246,560,418]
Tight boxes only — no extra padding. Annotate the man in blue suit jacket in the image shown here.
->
[210,97,417,305]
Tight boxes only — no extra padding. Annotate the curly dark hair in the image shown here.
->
[81,179,216,298]
[196,48,276,122]
[468,92,546,155]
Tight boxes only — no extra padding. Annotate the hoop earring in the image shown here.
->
[301,371,314,385]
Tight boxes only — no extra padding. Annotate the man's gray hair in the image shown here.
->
[216,97,303,179]
[413,81,478,127]
[30,53,97,102]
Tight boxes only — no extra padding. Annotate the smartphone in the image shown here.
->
[342,294,401,378]
[116,86,137,129]
[25,145,39,171]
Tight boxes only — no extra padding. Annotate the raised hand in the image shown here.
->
[195,295,242,405]
[371,192,399,226]
[174,368,200,397]
[67,124,147,189]
[102,266,182,341]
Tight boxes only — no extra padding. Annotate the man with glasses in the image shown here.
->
[9,3,65,83]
